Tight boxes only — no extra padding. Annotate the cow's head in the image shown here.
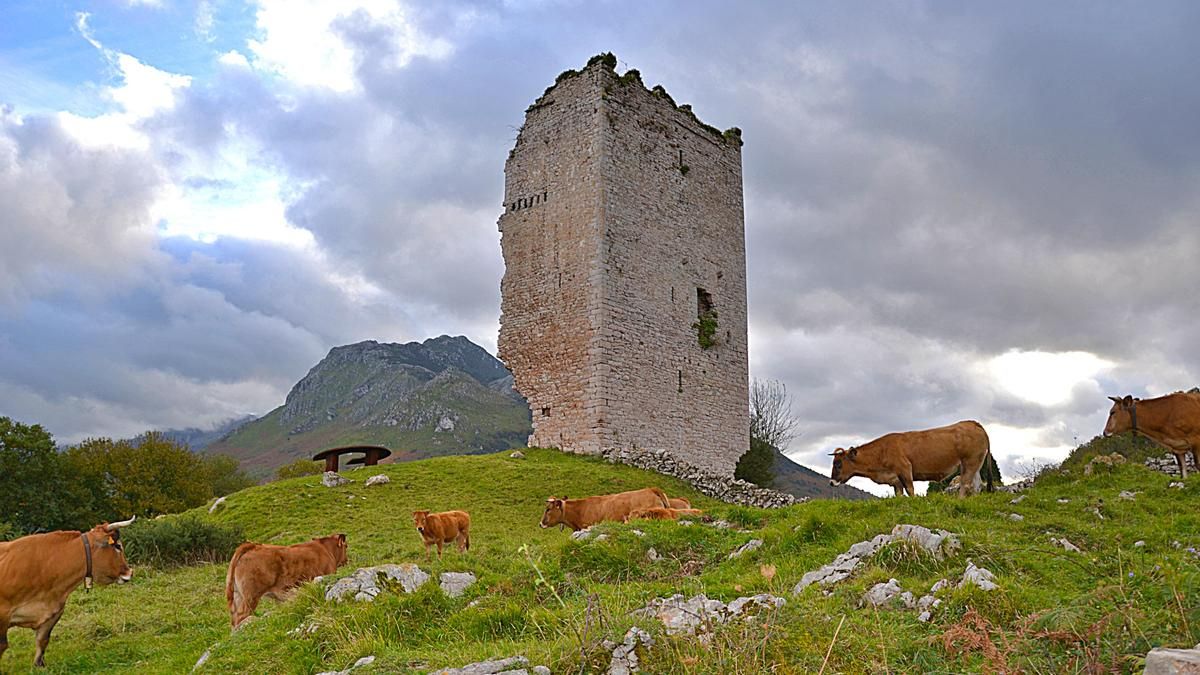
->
[317,533,349,567]
[1104,395,1137,436]
[412,511,430,535]
[829,447,860,486]
[540,497,566,529]
[86,518,135,585]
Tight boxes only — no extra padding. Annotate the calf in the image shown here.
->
[830,420,992,497]
[412,511,471,559]
[540,487,670,531]
[625,507,705,522]
[0,518,135,667]
[226,533,347,629]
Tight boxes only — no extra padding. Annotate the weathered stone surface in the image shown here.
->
[632,593,784,637]
[1119,490,1139,501]
[793,525,960,594]
[1008,513,1025,522]
[727,539,763,559]
[1050,537,1082,553]
[959,561,999,592]
[322,471,352,488]
[861,579,911,608]
[326,564,429,602]
[440,572,477,598]
[607,626,653,675]
[498,56,749,477]
[1145,453,1199,477]
[509,450,525,459]
[570,528,595,541]
[317,655,375,675]
[365,474,390,487]
[428,655,540,675]
[1143,646,1200,674]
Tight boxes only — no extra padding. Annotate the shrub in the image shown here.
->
[0,521,18,542]
[276,458,324,480]
[122,514,244,568]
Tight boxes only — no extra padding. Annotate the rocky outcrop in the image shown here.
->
[601,447,798,508]
[1143,644,1200,674]
[326,564,430,602]
[793,524,961,593]
[605,627,653,675]
[428,656,550,675]
[632,593,785,637]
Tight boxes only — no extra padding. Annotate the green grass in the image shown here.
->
[4,448,1198,673]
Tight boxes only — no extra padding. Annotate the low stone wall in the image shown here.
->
[600,448,799,509]
[1145,453,1198,476]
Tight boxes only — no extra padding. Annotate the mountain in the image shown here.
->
[772,447,873,500]
[159,415,257,451]
[205,336,532,476]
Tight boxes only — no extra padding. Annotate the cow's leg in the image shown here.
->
[33,608,65,667]
[1176,451,1188,479]
[892,484,903,497]
[436,540,444,559]
[232,592,260,630]
[462,530,470,553]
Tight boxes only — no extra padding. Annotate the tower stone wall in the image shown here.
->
[498,56,749,475]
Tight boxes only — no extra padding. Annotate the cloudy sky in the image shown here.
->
[2,1,1197,492]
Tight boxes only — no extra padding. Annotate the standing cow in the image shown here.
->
[0,518,135,668]
[1104,393,1200,478]
[226,533,348,629]
[412,511,471,560]
[830,420,993,497]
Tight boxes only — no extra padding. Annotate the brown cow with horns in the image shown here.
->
[0,518,135,668]
[1104,392,1200,478]
[830,420,993,497]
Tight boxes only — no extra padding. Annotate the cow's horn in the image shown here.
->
[106,516,136,531]
[1108,396,1121,403]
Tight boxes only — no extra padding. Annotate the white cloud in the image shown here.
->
[246,0,452,92]
[986,350,1114,407]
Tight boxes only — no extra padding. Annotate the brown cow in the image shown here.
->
[0,518,135,668]
[412,511,471,559]
[625,507,705,522]
[540,487,670,531]
[667,497,692,510]
[226,533,347,629]
[1105,393,1200,478]
[830,420,992,497]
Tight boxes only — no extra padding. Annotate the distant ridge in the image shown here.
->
[772,448,873,500]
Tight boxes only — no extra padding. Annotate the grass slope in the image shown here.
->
[5,449,1199,673]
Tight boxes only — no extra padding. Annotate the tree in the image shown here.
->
[275,458,324,480]
[737,379,800,488]
[200,454,255,496]
[0,416,87,533]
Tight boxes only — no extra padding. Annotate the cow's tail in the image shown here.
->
[984,449,995,493]
[650,487,670,508]
[225,542,256,617]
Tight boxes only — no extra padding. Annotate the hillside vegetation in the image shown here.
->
[5,448,1198,673]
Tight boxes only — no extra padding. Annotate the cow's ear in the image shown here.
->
[338,533,347,542]
[1122,395,1134,406]
[848,448,858,459]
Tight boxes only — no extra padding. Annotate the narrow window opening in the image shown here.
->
[542,406,551,417]
[677,370,683,393]
[670,286,675,302]
[697,288,714,317]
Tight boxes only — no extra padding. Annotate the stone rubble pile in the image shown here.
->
[859,578,946,623]
[1145,453,1198,476]
[364,474,390,487]
[322,471,352,488]
[325,564,431,602]
[631,593,785,637]
[604,626,653,675]
[727,539,763,559]
[601,448,798,508]
[427,656,550,675]
[792,524,961,593]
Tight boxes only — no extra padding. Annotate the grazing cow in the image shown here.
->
[540,487,670,531]
[412,511,471,560]
[625,507,705,522]
[0,518,135,668]
[667,497,692,510]
[1105,393,1200,478]
[226,533,347,629]
[830,420,992,497]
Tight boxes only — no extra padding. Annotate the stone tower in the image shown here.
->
[497,54,749,476]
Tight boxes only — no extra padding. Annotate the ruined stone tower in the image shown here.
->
[497,54,749,476]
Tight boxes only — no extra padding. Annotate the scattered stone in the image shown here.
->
[1008,513,1025,522]
[509,450,525,459]
[571,528,595,541]
[710,520,735,529]
[1134,540,1146,548]
[365,474,390,487]
[728,539,763,559]
[861,579,914,609]
[646,547,660,562]
[630,529,645,537]
[317,655,375,675]
[288,621,320,637]
[192,649,211,672]
[1057,498,1071,504]
[1170,482,1186,490]
[428,655,546,675]
[439,572,477,598]
[208,496,227,514]
[1083,452,1126,476]
[917,611,933,623]
[1119,490,1139,501]
[793,525,960,594]
[326,564,430,602]
[930,579,951,594]
[594,534,610,543]
[601,447,797,508]
[606,626,653,674]
[1143,646,1200,674]
[677,520,693,527]
[322,472,352,488]
[1050,537,1082,553]
[917,594,941,612]
[1009,495,1026,505]
[632,593,785,637]
[959,560,998,591]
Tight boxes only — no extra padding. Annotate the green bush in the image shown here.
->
[122,514,244,568]
[0,521,18,542]
[275,458,324,480]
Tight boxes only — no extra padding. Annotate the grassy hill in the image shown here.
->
[5,448,1198,673]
